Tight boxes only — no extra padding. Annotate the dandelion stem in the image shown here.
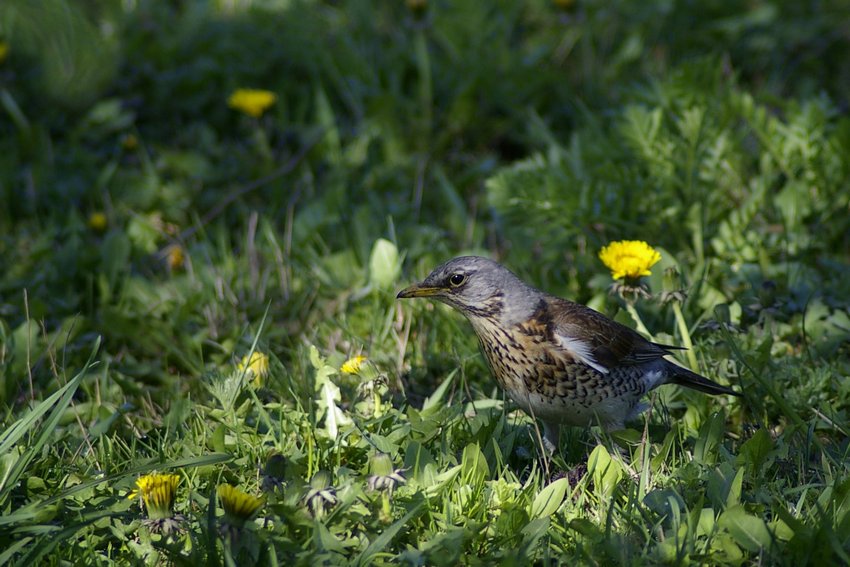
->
[624,301,653,340]
[307,432,314,479]
[414,27,432,147]
[671,301,699,370]
[381,492,392,522]
[373,390,382,418]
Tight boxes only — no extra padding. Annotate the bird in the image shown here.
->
[397,256,740,450]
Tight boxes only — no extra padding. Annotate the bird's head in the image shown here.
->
[397,256,538,324]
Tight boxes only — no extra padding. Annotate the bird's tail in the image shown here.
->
[672,366,741,397]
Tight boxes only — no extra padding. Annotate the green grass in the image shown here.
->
[1,0,849,564]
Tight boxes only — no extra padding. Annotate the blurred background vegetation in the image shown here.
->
[1,0,849,563]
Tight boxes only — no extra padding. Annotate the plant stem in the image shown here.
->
[671,300,699,370]
[373,388,382,418]
[625,301,653,340]
[414,27,432,148]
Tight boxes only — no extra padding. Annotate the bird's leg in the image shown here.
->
[530,421,558,481]
[522,397,556,473]
[542,424,591,483]
[542,421,561,454]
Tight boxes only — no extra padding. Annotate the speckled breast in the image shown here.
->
[471,320,649,427]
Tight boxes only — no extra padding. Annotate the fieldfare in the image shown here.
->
[398,256,740,449]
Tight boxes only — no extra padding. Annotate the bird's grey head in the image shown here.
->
[397,256,539,324]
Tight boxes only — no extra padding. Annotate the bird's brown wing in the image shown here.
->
[546,297,677,371]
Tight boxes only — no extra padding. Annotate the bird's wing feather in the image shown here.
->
[554,333,611,374]
[547,297,675,369]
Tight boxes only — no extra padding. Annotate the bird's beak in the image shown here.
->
[396,282,441,299]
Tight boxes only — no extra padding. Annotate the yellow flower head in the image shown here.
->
[341,355,367,374]
[0,42,8,64]
[227,88,277,118]
[128,473,180,520]
[88,211,107,232]
[166,244,184,270]
[599,240,661,280]
[238,351,270,387]
[218,484,264,523]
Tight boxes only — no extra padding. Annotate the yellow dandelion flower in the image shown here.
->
[88,211,107,232]
[341,355,367,374]
[218,484,264,523]
[0,42,8,64]
[238,351,270,388]
[166,244,184,270]
[128,473,180,520]
[599,240,661,280]
[227,88,277,118]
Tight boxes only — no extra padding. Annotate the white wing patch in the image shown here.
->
[556,333,609,374]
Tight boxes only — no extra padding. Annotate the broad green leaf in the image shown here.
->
[521,517,551,548]
[210,424,227,453]
[368,238,400,289]
[714,532,745,562]
[588,444,623,498]
[365,432,398,454]
[736,428,773,474]
[719,505,773,552]
[404,441,437,484]
[309,344,325,370]
[313,520,347,554]
[726,467,745,508]
[707,463,739,510]
[569,517,602,537]
[769,517,795,542]
[697,507,716,538]
[530,478,569,519]
[694,411,726,465]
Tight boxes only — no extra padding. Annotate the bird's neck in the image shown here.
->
[464,289,541,329]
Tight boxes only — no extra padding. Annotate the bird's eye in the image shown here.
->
[449,273,466,287]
